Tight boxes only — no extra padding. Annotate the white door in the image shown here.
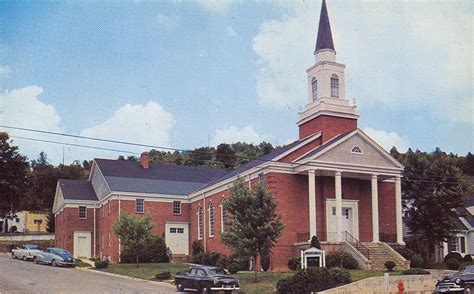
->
[326,199,359,242]
[73,231,91,258]
[165,223,189,255]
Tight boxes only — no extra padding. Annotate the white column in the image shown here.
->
[371,175,380,242]
[308,170,317,240]
[395,176,404,245]
[335,171,342,242]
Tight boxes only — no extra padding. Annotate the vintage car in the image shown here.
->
[11,243,42,261]
[435,265,474,293]
[32,247,75,267]
[174,265,240,293]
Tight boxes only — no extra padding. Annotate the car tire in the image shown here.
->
[176,282,185,292]
[23,256,28,261]
[465,285,473,294]
[33,257,39,264]
[201,286,212,294]
[12,253,16,259]
[51,260,57,267]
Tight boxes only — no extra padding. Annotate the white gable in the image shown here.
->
[310,130,403,170]
[52,183,65,214]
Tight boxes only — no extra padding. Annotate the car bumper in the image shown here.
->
[210,286,240,291]
[434,285,464,293]
[58,261,75,266]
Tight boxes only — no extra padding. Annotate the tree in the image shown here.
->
[0,132,30,217]
[221,178,284,281]
[113,212,154,267]
[216,143,236,170]
[393,148,468,261]
[46,211,55,233]
[310,235,321,249]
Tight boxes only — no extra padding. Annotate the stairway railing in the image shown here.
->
[345,231,370,260]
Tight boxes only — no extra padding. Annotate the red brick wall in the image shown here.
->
[378,181,397,238]
[299,115,357,142]
[55,207,94,256]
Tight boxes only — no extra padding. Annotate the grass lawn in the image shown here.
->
[95,263,190,281]
[95,263,399,293]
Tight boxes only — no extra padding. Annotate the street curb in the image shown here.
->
[75,266,175,289]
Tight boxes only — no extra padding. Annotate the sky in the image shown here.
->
[0,0,472,165]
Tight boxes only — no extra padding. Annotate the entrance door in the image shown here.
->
[73,231,91,258]
[325,199,359,242]
[165,223,189,255]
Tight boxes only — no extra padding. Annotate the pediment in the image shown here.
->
[306,130,403,170]
[52,184,65,214]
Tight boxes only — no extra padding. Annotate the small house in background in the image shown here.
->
[0,211,48,233]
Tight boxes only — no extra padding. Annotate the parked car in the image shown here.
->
[174,265,240,293]
[434,265,474,293]
[11,244,42,261]
[32,248,75,267]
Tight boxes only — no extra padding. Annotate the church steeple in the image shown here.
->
[297,0,358,143]
[315,0,335,53]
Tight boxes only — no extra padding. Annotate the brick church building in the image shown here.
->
[53,0,408,270]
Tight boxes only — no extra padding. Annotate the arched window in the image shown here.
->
[208,203,215,237]
[351,145,362,154]
[311,78,318,101]
[197,206,203,240]
[330,74,339,98]
[220,198,227,232]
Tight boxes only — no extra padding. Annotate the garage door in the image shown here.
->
[165,223,189,255]
[73,231,91,258]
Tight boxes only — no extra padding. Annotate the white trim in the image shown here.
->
[208,202,215,238]
[220,197,226,233]
[78,206,87,219]
[325,198,359,241]
[197,206,203,240]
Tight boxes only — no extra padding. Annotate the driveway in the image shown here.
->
[0,253,174,293]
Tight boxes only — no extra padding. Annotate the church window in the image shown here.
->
[208,203,215,237]
[220,198,227,232]
[197,206,203,240]
[330,75,339,98]
[311,78,318,101]
[351,146,362,154]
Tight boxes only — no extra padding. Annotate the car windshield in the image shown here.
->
[207,268,226,276]
[24,244,39,250]
[49,248,72,259]
[459,266,474,273]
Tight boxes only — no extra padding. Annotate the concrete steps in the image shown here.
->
[362,242,409,270]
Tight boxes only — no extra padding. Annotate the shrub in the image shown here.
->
[402,268,430,275]
[217,255,228,269]
[227,262,240,274]
[193,251,221,266]
[155,272,171,280]
[325,252,359,269]
[192,240,204,257]
[227,254,250,272]
[310,235,321,249]
[120,236,169,263]
[446,258,460,270]
[410,254,424,268]
[261,253,270,272]
[288,256,301,271]
[276,267,351,294]
[94,260,108,269]
[464,255,473,262]
[444,252,463,263]
[394,246,416,260]
[384,261,396,271]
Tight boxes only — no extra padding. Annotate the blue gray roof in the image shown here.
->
[95,159,227,195]
[315,0,335,53]
[59,179,98,201]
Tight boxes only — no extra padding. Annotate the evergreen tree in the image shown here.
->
[216,143,236,170]
[310,235,321,249]
[221,178,284,281]
[113,212,154,268]
[46,211,55,233]
[0,132,30,217]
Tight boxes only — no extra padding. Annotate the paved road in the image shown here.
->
[0,253,175,293]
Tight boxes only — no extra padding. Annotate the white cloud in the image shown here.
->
[252,1,472,123]
[196,0,234,15]
[363,127,410,152]
[213,125,263,145]
[0,85,64,163]
[0,66,10,76]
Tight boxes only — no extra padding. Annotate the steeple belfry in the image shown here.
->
[297,0,359,143]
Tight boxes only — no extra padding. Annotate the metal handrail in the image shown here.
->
[345,231,370,260]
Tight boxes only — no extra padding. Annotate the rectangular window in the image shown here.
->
[170,228,177,234]
[136,199,144,213]
[258,173,264,182]
[101,234,104,250]
[108,232,111,247]
[173,201,181,215]
[101,205,105,218]
[177,228,184,234]
[78,206,87,219]
[461,237,466,253]
[33,219,42,224]
[108,201,111,215]
[311,79,317,101]
[331,78,339,98]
